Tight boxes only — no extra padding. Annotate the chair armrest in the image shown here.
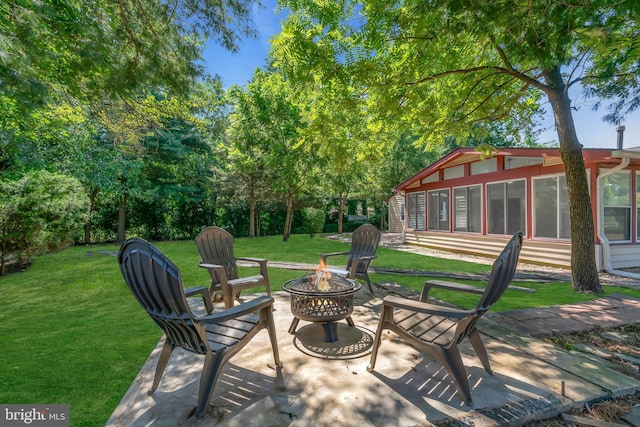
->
[383,295,471,319]
[199,263,227,281]
[184,286,214,314]
[185,285,211,297]
[236,257,269,280]
[420,279,484,302]
[236,257,267,265]
[420,279,535,302]
[199,262,224,269]
[198,295,274,324]
[320,252,349,263]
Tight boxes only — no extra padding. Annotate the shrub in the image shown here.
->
[0,170,89,275]
[303,207,326,237]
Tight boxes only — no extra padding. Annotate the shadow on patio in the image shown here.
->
[106,283,640,427]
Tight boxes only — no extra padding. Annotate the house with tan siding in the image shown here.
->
[386,192,404,233]
[390,136,640,275]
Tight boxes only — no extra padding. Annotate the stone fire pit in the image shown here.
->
[283,271,361,342]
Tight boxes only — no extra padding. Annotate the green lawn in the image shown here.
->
[1,233,638,426]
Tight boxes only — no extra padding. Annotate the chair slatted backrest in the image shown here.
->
[453,232,523,345]
[347,224,381,274]
[476,231,523,312]
[195,227,239,282]
[119,238,208,355]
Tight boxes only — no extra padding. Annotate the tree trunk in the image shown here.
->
[84,187,100,244]
[210,192,217,226]
[117,195,127,244]
[338,192,344,234]
[1,223,6,276]
[546,68,602,293]
[249,193,255,238]
[283,190,294,241]
[256,207,261,237]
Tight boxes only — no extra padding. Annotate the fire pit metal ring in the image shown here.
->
[283,273,361,343]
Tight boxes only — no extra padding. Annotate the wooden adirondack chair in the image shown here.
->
[367,231,523,405]
[119,238,281,418]
[195,226,271,308]
[321,224,381,293]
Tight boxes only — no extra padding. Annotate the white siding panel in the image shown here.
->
[610,245,640,269]
[404,231,572,268]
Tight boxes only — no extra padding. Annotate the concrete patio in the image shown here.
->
[106,281,640,427]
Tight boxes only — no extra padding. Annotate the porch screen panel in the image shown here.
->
[428,189,449,231]
[454,188,468,231]
[534,177,557,238]
[454,185,481,232]
[603,171,630,241]
[637,172,640,240]
[559,176,571,238]
[469,185,482,232]
[416,193,426,229]
[506,180,526,235]
[487,183,504,234]
[487,180,525,235]
[407,192,426,230]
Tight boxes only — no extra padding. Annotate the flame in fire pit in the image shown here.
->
[314,259,332,292]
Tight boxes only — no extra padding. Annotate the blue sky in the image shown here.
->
[202,0,284,88]
[202,2,639,150]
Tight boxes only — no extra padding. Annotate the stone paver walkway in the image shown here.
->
[487,294,640,337]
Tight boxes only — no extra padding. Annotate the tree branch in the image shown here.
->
[117,0,142,57]
[490,35,549,92]
[571,72,638,88]
[132,0,170,56]
[455,76,518,122]
[456,71,507,110]
[405,66,509,85]
[565,51,590,91]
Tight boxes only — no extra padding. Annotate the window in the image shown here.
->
[470,157,497,175]
[406,192,426,230]
[399,202,405,222]
[428,189,450,231]
[533,175,570,239]
[422,173,439,184]
[637,172,640,241]
[487,180,526,235]
[504,156,543,169]
[443,165,464,180]
[603,171,630,241]
[454,185,482,232]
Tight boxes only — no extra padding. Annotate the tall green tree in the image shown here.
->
[273,0,640,293]
[229,70,317,241]
[226,84,275,237]
[0,0,261,109]
[307,86,377,234]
